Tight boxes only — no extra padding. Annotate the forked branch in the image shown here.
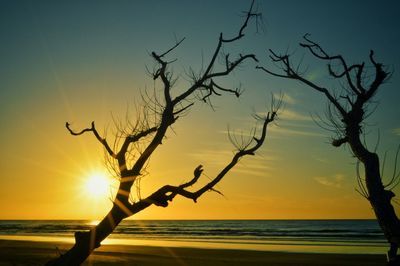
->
[256,51,347,117]
[171,0,260,105]
[53,2,269,265]
[134,107,278,209]
[258,33,400,263]
[66,121,116,158]
[117,126,158,159]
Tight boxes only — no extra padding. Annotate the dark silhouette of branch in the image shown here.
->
[256,50,347,117]
[159,37,186,58]
[258,34,399,263]
[200,79,242,102]
[46,2,269,265]
[138,109,278,207]
[171,0,260,105]
[116,126,158,159]
[66,121,116,158]
[300,34,364,95]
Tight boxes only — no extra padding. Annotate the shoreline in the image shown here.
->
[0,239,386,266]
[0,234,387,255]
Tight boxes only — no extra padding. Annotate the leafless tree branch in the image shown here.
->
[66,121,117,158]
[49,2,271,265]
[135,108,278,208]
[258,33,400,262]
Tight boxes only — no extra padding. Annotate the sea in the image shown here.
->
[0,220,388,254]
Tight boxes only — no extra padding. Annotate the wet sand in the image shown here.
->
[0,239,386,266]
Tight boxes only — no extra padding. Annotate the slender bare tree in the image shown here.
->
[257,34,400,264]
[45,2,279,265]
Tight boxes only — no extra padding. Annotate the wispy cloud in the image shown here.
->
[306,67,324,82]
[270,107,324,137]
[188,149,234,166]
[218,124,324,140]
[314,157,330,164]
[314,174,344,188]
[279,109,312,121]
[234,156,275,177]
[272,92,296,105]
[255,107,312,123]
[188,149,278,177]
[219,107,322,139]
[268,124,324,137]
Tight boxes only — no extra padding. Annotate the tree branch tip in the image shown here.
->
[194,165,204,177]
[210,187,224,197]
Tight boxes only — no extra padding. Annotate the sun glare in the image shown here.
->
[84,172,110,199]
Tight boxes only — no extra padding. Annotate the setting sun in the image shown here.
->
[84,172,110,199]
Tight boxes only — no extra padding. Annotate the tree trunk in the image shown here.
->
[348,131,400,264]
[45,198,150,266]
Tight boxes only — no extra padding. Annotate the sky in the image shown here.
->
[0,0,399,220]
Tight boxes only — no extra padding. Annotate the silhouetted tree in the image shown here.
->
[257,34,400,264]
[45,2,279,265]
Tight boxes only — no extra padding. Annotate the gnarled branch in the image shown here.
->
[256,52,347,117]
[51,2,268,265]
[171,1,260,105]
[259,33,400,263]
[132,107,278,209]
[66,121,116,158]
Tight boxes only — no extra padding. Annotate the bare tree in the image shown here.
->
[257,34,400,264]
[45,2,279,265]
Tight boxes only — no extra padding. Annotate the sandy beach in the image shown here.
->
[0,239,386,266]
